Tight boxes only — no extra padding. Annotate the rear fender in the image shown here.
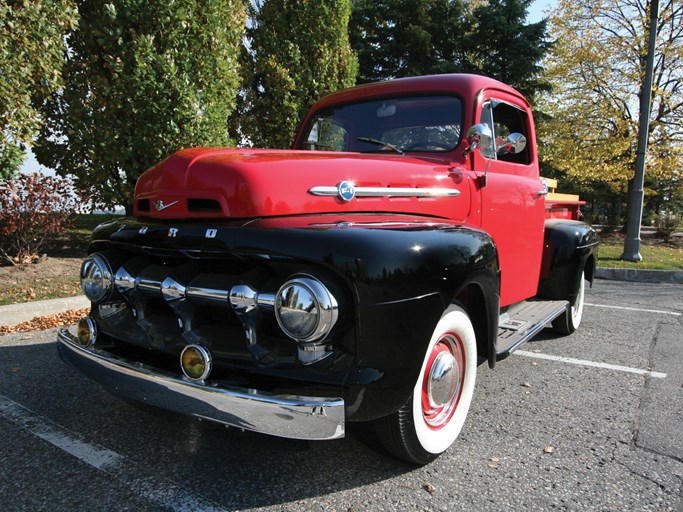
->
[537,220,599,302]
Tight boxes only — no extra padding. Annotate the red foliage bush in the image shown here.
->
[0,173,84,265]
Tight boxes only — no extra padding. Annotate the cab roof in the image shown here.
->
[309,74,529,113]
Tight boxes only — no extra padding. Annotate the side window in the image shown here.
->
[481,100,531,165]
[303,118,349,151]
[480,102,496,159]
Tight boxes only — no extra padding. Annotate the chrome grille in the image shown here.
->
[94,250,287,366]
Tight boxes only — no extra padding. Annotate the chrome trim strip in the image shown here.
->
[308,186,460,198]
[309,221,454,229]
[137,276,161,295]
[112,263,273,309]
[186,285,229,305]
[57,328,345,440]
[256,292,276,309]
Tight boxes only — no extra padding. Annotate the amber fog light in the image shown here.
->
[76,317,97,347]
[180,345,212,381]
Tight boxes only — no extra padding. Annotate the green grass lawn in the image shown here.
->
[597,239,683,270]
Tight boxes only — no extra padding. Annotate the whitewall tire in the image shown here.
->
[552,270,586,335]
[374,305,477,464]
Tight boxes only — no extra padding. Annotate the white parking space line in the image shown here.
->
[0,395,122,470]
[585,303,681,316]
[0,395,227,512]
[514,351,667,379]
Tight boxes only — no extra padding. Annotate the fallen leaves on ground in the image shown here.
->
[0,308,89,335]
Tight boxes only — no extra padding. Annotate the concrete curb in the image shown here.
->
[0,295,90,327]
[595,267,683,284]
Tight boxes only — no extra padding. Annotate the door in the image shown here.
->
[475,97,545,306]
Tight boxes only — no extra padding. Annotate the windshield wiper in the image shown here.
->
[356,137,404,155]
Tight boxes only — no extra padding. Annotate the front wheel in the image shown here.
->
[374,305,477,464]
[552,270,586,335]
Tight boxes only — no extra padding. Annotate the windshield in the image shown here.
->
[299,96,462,153]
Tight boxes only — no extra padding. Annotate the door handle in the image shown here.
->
[533,178,549,198]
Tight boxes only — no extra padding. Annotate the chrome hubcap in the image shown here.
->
[428,351,459,408]
[422,333,465,429]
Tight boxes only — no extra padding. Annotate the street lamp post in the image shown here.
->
[621,0,660,262]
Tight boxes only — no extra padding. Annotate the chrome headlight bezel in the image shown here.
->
[80,253,114,304]
[275,275,338,343]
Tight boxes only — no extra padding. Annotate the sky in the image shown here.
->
[528,0,554,24]
[21,0,557,177]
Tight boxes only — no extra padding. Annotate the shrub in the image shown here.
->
[654,213,682,243]
[0,173,84,265]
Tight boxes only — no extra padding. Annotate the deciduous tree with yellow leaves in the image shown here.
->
[538,0,683,224]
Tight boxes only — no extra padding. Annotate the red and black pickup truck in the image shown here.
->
[59,74,598,464]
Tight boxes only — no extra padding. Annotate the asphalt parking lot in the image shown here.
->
[1,279,681,511]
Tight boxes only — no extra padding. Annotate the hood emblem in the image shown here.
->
[154,199,179,212]
[337,181,355,202]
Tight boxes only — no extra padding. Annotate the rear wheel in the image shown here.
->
[552,270,586,335]
[374,305,477,464]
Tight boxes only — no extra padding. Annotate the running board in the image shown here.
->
[495,299,568,359]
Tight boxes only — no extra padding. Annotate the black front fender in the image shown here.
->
[228,218,503,420]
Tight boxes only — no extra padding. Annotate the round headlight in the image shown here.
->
[275,276,338,343]
[80,254,113,303]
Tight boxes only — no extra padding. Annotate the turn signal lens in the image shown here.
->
[76,317,97,347]
[180,345,212,381]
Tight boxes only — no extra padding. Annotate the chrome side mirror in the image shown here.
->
[497,132,527,155]
[465,124,493,155]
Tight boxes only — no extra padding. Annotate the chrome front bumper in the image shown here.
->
[57,329,345,440]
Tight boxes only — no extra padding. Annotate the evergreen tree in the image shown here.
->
[350,0,551,99]
[464,0,551,99]
[350,0,467,83]
[35,0,245,212]
[237,0,358,148]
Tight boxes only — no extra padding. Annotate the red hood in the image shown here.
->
[134,148,471,222]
